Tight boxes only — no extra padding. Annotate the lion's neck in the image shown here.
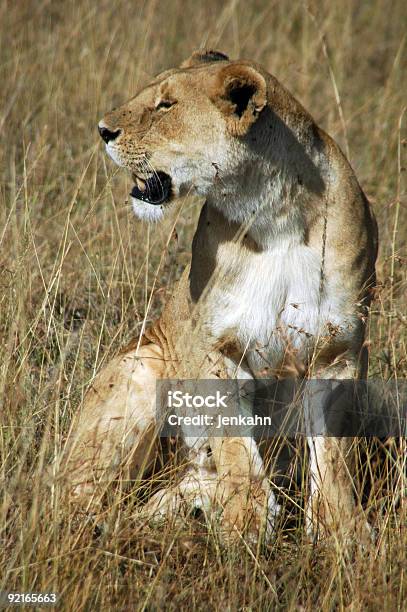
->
[204,112,326,250]
[205,166,309,251]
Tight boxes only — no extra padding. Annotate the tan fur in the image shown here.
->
[60,50,377,543]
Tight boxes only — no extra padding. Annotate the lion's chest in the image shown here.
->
[206,241,350,374]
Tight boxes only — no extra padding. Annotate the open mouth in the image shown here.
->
[130,171,172,205]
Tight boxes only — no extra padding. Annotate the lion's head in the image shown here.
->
[98,50,270,222]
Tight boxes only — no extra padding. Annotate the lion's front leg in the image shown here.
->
[209,435,278,543]
[305,362,371,543]
[306,436,357,537]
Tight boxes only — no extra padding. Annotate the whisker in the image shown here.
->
[143,157,165,198]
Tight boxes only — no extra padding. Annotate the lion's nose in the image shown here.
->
[98,124,121,144]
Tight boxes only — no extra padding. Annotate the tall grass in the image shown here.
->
[0,0,406,609]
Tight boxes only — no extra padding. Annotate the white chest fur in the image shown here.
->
[206,238,354,372]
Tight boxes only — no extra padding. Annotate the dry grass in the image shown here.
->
[0,0,406,609]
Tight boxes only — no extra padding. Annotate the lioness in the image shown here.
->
[61,50,377,542]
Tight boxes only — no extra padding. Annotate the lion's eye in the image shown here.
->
[155,100,176,111]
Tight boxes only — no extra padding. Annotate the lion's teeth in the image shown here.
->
[136,177,146,192]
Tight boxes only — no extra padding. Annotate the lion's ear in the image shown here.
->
[210,64,267,137]
[180,49,229,68]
